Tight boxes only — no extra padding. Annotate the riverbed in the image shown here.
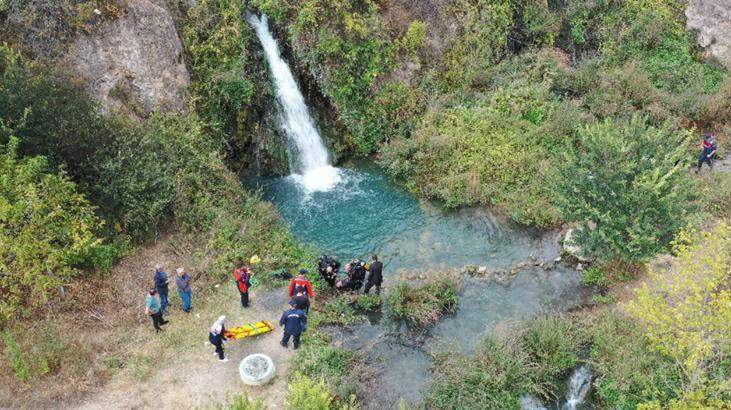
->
[262,164,592,408]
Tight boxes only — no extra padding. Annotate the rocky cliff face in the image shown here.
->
[65,0,189,116]
[686,0,731,70]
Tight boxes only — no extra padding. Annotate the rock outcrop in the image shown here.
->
[65,0,189,116]
[686,0,731,70]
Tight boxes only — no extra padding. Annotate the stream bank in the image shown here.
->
[263,164,594,408]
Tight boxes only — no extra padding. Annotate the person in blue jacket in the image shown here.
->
[279,305,307,349]
[153,265,170,313]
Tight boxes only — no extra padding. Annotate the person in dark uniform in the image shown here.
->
[290,288,310,315]
[364,254,383,294]
[317,255,340,287]
[279,305,307,349]
[336,260,367,292]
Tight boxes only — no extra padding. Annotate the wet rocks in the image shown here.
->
[562,228,593,262]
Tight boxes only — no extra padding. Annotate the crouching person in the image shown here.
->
[279,304,307,349]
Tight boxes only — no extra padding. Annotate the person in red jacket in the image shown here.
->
[288,269,315,300]
[233,263,251,308]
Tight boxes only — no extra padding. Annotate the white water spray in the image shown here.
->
[247,13,341,192]
[563,365,593,410]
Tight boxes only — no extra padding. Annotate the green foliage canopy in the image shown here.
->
[555,117,697,262]
[0,137,106,324]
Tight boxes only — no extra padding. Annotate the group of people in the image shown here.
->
[318,254,383,295]
[144,265,193,332]
[144,253,384,362]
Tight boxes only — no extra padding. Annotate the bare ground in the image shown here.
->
[0,237,299,409]
[75,284,297,410]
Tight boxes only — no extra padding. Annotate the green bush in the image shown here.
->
[291,335,360,403]
[386,273,460,328]
[0,137,108,323]
[555,116,697,262]
[520,316,581,397]
[588,311,683,407]
[3,331,30,382]
[427,336,537,409]
[286,373,334,410]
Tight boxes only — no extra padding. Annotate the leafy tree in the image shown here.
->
[0,137,105,324]
[555,117,697,262]
[629,223,731,402]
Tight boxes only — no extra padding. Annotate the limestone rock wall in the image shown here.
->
[686,0,731,70]
[66,0,190,116]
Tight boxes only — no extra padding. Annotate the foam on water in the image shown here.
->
[289,165,343,193]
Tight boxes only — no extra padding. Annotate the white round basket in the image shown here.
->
[239,353,276,386]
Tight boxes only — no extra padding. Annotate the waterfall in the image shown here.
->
[562,365,593,410]
[247,13,341,192]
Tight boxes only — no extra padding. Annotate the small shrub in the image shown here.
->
[219,394,267,410]
[386,272,460,328]
[580,266,609,287]
[317,296,359,326]
[519,316,582,398]
[352,294,381,312]
[427,335,537,408]
[588,311,682,407]
[292,333,360,403]
[286,373,333,410]
[2,331,30,383]
[591,293,618,305]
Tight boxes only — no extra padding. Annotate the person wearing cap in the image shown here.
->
[697,133,718,173]
[279,304,307,349]
[288,269,315,299]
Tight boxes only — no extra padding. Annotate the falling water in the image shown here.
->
[247,13,341,192]
[563,365,593,410]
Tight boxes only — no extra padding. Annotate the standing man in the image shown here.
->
[697,133,718,173]
[154,265,170,313]
[233,263,251,308]
[364,254,383,294]
[288,269,315,300]
[175,267,192,313]
[145,289,168,332]
[279,304,307,349]
[290,288,310,315]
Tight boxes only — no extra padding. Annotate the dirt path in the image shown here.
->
[75,284,296,409]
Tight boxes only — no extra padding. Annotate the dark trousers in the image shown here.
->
[150,311,164,331]
[323,275,336,287]
[209,334,224,359]
[364,281,381,294]
[159,291,169,312]
[282,332,301,348]
[698,151,714,170]
[239,290,249,307]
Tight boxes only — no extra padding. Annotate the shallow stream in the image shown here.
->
[262,165,593,408]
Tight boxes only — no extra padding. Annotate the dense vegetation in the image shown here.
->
[1,0,730,408]
[0,42,310,387]
[253,0,730,262]
[427,224,730,408]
